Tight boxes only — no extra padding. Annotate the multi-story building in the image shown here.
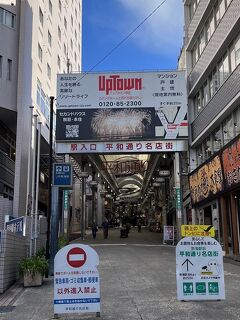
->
[184,0,240,260]
[0,0,82,220]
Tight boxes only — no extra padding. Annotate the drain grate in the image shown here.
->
[0,306,15,313]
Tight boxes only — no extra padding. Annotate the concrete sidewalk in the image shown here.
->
[1,228,240,320]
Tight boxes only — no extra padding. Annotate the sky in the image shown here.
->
[82,0,184,73]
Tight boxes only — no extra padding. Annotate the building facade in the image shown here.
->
[0,0,82,220]
[184,0,240,260]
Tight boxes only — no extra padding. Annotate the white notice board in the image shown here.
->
[176,236,225,301]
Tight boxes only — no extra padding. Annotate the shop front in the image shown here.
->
[189,138,240,261]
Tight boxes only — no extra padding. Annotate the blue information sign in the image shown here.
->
[53,163,73,188]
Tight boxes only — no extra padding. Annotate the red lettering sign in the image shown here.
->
[99,75,142,95]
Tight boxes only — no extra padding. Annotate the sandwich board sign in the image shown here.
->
[176,236,225,301]
[54,244,100,316]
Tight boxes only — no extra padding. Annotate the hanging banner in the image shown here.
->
[56,71,188,141]
[54,244,100,315]
[176,236,225,301]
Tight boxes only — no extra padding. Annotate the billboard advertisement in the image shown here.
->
[56,71,187,142]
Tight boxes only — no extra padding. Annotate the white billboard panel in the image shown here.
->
[56,71,188,141]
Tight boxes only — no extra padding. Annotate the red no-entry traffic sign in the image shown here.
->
[67,247,87,268]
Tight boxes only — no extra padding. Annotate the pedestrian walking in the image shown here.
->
[92,222,98,240]
[137,220,141,232]
[102,218,109,239]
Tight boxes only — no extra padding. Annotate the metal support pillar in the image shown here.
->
[174,152,182,241]
[49,186,59,275]
[46,96,54,274]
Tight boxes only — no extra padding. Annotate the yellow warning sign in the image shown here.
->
[181,225,215,237]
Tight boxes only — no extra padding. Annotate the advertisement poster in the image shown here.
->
[56,71,188,142]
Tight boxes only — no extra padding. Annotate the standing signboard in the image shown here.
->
[163,226,175,244]
[176,236,225,300]
[54,244,100,315]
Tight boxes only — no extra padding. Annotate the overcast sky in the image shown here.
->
[82,0,184,72]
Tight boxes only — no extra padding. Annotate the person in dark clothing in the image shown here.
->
[102,218,109,239]
[92,222,98,240]
[137,220,142,232]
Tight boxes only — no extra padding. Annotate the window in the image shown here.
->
[39,7,43,26]
[206,12,214,42]
[0,7,16,28]
[48,31,52,47]
[235,35,240,66]
[36,80,50,121]
[213,127,222,152]
[233,107,240,136]
[212,68,219,93]
[218,59,224,85]
[0,55,2,78]
[203,137,212,160]
[58,26,61,40]
[38,43,43,62]
[199,29,206,55]
[223,115,233,145]
[57,55,61,69]
[209,74,214,98]
[7,59,12,80]
[47,63,51,79]
[59,0,62,12]
[194,92,201,114]
[49,0,52,15]
[192,43,199,66]
[222,53,230,81]
[203,81,209,106]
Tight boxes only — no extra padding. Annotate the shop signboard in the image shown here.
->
[176,236,225,301]
[221,136,240,189]
[181,225,215,237]
[56,71,188,142]
[56,140,188,154]
[189,155,223,205]
[54,244,100,315]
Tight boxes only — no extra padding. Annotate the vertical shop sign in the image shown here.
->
[175,187,181,210]
[54,244,100,315]
[176,237,225,301]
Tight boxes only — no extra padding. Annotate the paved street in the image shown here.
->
[1,228,240,320]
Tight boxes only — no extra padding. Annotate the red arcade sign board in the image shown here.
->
[54,244,100,315]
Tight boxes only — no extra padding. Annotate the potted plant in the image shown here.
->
[19,252,48,287]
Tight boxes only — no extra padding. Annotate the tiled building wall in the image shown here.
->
[0,230,26,293]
